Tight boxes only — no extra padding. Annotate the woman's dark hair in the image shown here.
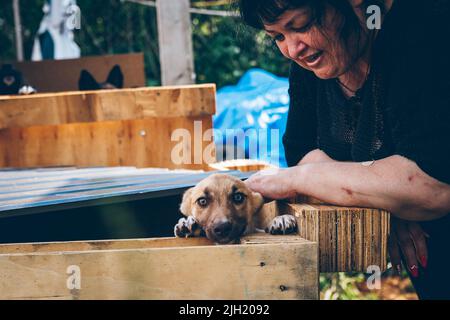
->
[236,0,386,64]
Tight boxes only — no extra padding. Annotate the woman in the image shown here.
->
[240,0,450,299]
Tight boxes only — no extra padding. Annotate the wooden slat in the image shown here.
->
[0,85,216,129]
[0,237,214,255]
[281,202,390,273]
[10,53,146,93]
[0,235,319,300]
[0,116,214,170]
[209,159,276,172]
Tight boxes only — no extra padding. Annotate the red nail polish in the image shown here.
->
[410,265,419,278]
[420,256,428,269]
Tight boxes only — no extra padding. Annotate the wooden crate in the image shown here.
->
[279,202,390,273]
[0,84,216,170]
[0,235,318,300]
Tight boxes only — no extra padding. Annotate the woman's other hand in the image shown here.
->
[388,217,430,278]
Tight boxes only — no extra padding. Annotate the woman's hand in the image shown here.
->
[245,149,335,200]
[388,217,429,278]
[245,167,299,200]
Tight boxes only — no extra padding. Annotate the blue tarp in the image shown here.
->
[215,68,290,167]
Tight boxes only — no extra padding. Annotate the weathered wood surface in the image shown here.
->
[0,84,216,169]
[281,202,390,273]
[0,84,216,129]
[0,116,214,170]
[0,235,319,300]
[209,159,276,173]
[10,53,146,93]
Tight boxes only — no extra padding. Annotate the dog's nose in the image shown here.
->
[213,221,233,237]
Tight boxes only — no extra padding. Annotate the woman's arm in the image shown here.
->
[246,153,450,221]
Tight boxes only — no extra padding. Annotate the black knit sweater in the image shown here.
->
[282,0,450,298]
[283,0,450,186]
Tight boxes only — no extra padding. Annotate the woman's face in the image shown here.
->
[264,6,358,79]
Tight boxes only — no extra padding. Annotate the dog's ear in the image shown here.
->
[180,187,194,217]
[106,65,124,89]
[79,70,100,91]
[250,191,265,214]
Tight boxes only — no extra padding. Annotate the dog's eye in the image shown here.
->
[232,193,246,204]
[197,197,209,208]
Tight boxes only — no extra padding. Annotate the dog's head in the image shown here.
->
[78,65,124,91]
[180,174,264,244]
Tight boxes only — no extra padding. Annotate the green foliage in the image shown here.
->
[320,273,378,300]
[192,15,290,88]
[0,0,290,89]
[0,0,45,62]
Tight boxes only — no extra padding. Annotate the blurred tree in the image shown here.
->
[0,0,289,88]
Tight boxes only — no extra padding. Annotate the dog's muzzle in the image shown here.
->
[207,220,247,244]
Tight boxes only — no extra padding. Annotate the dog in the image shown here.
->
[0,64,36,95]
[78,64,124,91]
[174,174,298,244]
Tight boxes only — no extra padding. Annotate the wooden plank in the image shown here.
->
[10,53,146,93]
[282,203,390,273]
[156,0,195,85]
[0,237,214,254]
[209,159,276,172]
[0,116,215,170]
[0,85,216,129]
[0,235,319,300]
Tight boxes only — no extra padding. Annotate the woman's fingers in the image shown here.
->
[407,222,428,269]
[245,168,298,200]
[390,218,430,279]
[395,221,420,278]
[388,229,403,274]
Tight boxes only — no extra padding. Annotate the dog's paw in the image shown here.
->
[174,216,204,238]
[18,85,37,95]
[265,215,298,235]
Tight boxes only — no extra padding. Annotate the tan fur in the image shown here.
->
[177,174,297,244]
